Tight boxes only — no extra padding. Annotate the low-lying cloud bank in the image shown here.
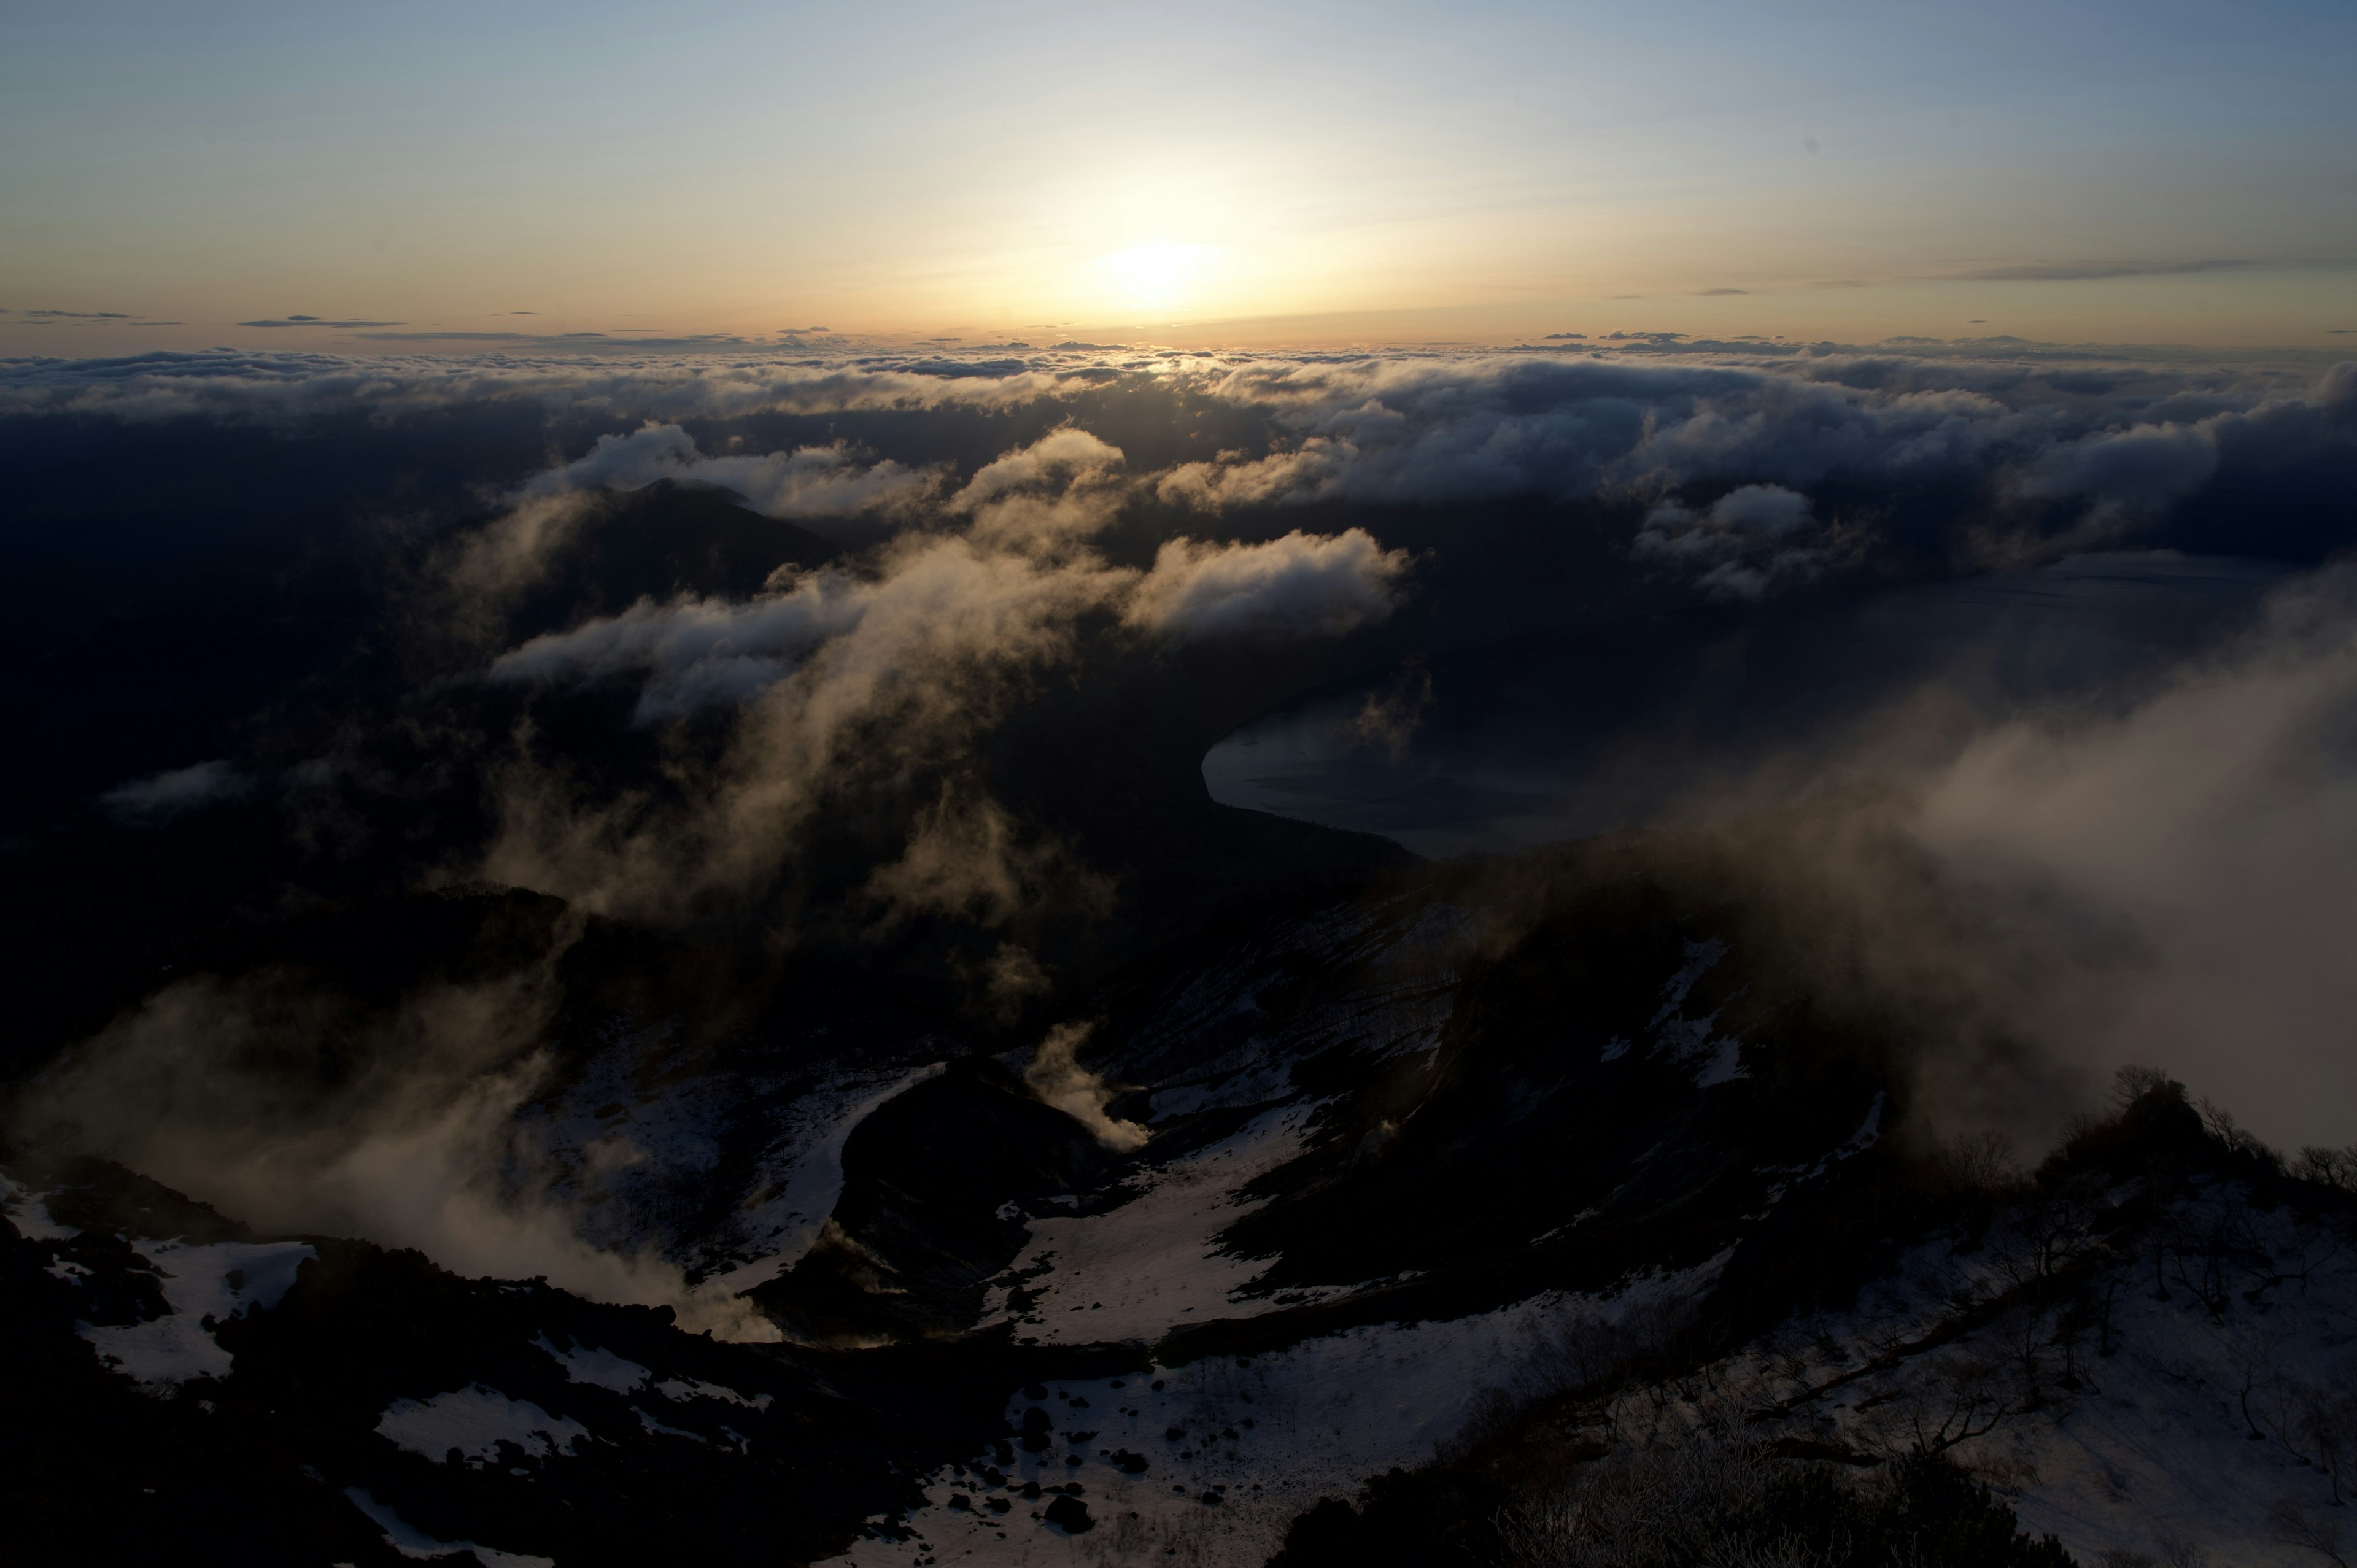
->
[1647,558,2357,1154]
[21,338,2357,1320]
[1908,565,2357,1149]
[14,344,2353,604]
[1156,353,2356,593]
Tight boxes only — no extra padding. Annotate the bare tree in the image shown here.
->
[2267,1494,2349,1567]
[2197,1097,2278,1166]
[2299,1363,2357,1506]
[1935,1130,2024,1195]
[2296,1145,2357,1194]
[1986,1180,2103,1291]
[1893,1349,2019,1456]
[1998,1305,2056,1412]
[2112,1065,2176,1112]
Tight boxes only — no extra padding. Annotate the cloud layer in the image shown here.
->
[528,421,941,520]
[1633,483,1819,600]
[473,427,1409,922]
[16,335,2357,1320]
[9,341,2350,609]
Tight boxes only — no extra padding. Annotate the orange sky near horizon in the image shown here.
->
[4,1,2353,357]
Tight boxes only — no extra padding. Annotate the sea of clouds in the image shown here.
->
[11,335,2356,1316]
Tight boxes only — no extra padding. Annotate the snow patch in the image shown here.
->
[1648,937,1727,1027]
[1629,940,1748,1086]
[703,1062,949,1293]
[633,1406,706,1442]
[1692,1036,1747,1088]
[0,1173,79,1240]
[656,1375,772,1410]
[78,1238,315,1389]
[376,1385,593,1464]
[531,1332,649,1393]
[344,1488,555,1567]
[983,1103,1325,1343]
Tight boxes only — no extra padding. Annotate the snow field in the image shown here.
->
[77,1237,316,1389]
[528,1031,948,1298]
[984,1104,1331,1344]
[1706,1187,2357,1567]
[376,1385,592,1464]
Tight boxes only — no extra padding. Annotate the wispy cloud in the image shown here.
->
[1954,258,2254,282]
[98,760,255,825]
[353,330,540,342]
[239,315,405,328]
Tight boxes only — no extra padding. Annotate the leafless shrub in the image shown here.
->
[1512,1296,1696,1410]
[2159,1191,2274,1316]
[1448,1385,1527,1460]
[1930,1129,2025,1195]
[1444,1297,1705,1464]
[1492,1429,1836,1568]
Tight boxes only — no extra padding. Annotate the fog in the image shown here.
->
[1211,554,2357,1149]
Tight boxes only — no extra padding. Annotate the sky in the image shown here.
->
[3,0,2355,351]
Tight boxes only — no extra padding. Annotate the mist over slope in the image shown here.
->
[5,337,2357,1566]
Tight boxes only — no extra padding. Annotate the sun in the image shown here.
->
[1094,242,1220,315]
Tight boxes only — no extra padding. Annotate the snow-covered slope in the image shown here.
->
[16,836,2356,1568]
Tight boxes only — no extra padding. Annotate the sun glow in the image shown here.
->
[1093,242,1221,314]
